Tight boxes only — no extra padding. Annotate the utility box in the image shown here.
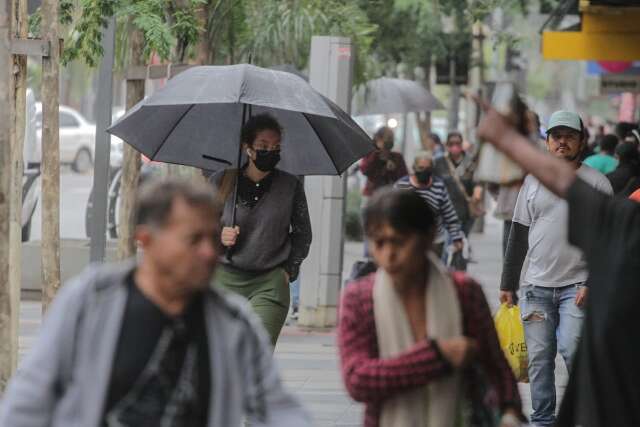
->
[298,36,354,328]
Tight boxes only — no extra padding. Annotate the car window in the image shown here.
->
[60,112,80,128]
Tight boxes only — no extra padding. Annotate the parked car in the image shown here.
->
[22,89,41,242]
[34,104,124,173]
[35,104,96,173]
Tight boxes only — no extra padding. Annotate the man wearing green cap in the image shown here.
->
[474,94,640,427]
[499,110,613,426]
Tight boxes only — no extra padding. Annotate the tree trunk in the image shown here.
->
[40,0,60,313]
[416,59,433,151]
[0,0,16,391]
[117,29,144,260]
[194,1,210,65]
[7,0,28,375]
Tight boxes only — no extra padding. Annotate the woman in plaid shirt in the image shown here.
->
[337,188,524,427]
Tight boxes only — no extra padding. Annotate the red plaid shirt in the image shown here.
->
[337,272,522,427]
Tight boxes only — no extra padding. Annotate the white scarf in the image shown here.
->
[373,252,463,427]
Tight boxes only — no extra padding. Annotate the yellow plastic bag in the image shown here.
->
[494,303,529,383]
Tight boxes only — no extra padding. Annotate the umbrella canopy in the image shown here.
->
[351,77,445,116]
[269,64,308,81]
[107,64,373,176]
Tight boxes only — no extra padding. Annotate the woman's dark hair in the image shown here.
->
[363,187,436,237]
[616,142,640,165]
[531,112,541,130]
[429,132,442,145]
[446,131,463,144]
[600,134,619,154]
[374,126,394,141]
[614,122,638,141]
[241,113,282,146]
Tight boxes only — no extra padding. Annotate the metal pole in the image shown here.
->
[299,36,353,328]
[89,17,115,262]
[400,112,409,158]
[448,56,460,132]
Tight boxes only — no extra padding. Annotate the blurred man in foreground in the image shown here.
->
[0,179,310,427]
[475,97,640,427]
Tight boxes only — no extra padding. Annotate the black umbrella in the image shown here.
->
[107,64,374,227]
[351,77,444,116]
[108,64,373,176]
[269,64,308,81]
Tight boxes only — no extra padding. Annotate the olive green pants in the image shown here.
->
[215,265,290,348]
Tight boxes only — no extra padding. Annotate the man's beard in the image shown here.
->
[555,144,583,162]
[560,151,581,162]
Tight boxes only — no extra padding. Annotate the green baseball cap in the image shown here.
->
[546,111,582,133]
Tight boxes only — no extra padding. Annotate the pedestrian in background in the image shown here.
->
[338,188,524,427]
[0,178,310,427]
[493,110,545,256]
[394,151,464,258]
[211,113,312,347]
[606,141,640,196]
[476,97,640,427]
[584,133,619,174]
[434,131,483,237]
[429,132,445,159]
[500,110,612,427]
[359,126,408,201]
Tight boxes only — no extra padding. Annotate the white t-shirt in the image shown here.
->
[512,164,613,287]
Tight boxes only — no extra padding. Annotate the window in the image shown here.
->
[60,112,80,128]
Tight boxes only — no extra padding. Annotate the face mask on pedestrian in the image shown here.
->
[250,148,281,172]
[383,139,394,150]
[414,168,432,184]
[448,143,463,157]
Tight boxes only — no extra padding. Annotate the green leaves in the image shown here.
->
[238,0,376,84]
[122,0,173,61]
[60,0,116,66]
[59,0,526,83]
[60,0,204,67]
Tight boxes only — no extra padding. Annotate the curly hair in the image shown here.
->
[241,113,283,147]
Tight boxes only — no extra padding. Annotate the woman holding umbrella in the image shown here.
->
[211,113,312,347]
[107,64,374,347]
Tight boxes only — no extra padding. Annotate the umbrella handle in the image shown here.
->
[227,103,251,262]
[226,171,240,262]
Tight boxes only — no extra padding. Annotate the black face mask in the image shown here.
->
[253,149,281,172]
[415,168,432,184]
[383,140,394,150]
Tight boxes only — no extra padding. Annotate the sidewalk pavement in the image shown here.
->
[16,215,567,426]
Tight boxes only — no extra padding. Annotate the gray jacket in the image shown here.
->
[0,262,311,427]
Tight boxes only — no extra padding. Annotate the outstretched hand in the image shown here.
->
[468,92,576,198]
[471,93,521,147]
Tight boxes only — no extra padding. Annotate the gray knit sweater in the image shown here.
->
[211,169,312,281]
